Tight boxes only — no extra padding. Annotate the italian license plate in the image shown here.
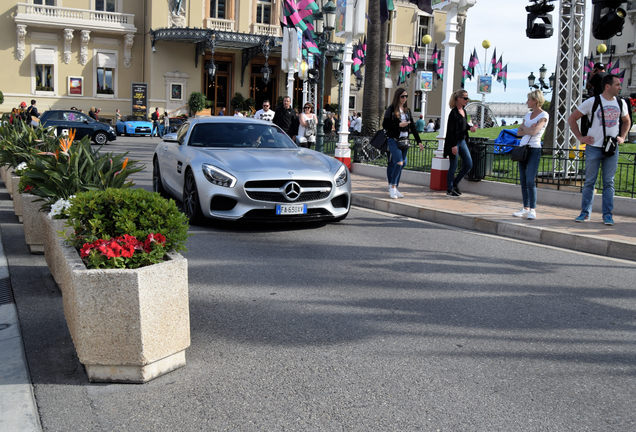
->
[276,204,307,215]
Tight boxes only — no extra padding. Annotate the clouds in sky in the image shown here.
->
[461,0,592,104]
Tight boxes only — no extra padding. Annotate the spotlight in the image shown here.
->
[526,0,555,39]
[592,0,627,40]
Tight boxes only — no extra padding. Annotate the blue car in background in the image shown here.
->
[116,115,153,136]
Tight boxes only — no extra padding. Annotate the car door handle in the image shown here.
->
[176,161,182,174]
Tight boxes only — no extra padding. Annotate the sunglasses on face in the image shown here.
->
[460,96,469,100]
[304,106,311,109]
[400,94,408,99]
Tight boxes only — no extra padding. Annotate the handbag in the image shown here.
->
[304,116,316,138]
[510,145,528,162]
[370,129,388,153]
[397,139,410,150]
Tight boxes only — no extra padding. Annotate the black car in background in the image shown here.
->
[39,110,117,145]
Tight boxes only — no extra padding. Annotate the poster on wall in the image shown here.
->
[170,84,182,100]
[131,82,147,119]
[68,76,83,96]
[478,75,492,94]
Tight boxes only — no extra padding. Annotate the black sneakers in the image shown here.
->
[446,189,460,197]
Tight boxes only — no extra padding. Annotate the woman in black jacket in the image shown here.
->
[444,89,477,196]
[382,88,423,199]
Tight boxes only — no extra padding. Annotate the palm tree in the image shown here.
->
[361,0,381,135]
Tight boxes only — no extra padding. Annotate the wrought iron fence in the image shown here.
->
[335,135,636,198]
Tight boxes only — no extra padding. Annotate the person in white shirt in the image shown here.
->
[512,89,549,220]
[351,112,362,135]
[254,100,275,122]
[297,102,317,148]
[568,74,630,225]
[426,119,435,132]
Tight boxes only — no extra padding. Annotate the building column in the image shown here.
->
[123,33,134,68]
[16,24,27,61]
[63,29,74,64]
[80,30,91,65]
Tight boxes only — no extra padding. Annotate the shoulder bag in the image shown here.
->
[510,145,528,162]
[370,129,388,153]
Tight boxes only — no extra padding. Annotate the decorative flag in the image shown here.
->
[281,0,320,55]
[431,43,439,68]
[413,46,420,64]
[461,66,468,88]
[381,0,395,24]
[398,56,408,84]
[499,64,508,90]
[436,61,444,81]
[385,43,391,77]
[467,48,478,77]
[408,0,432,14]
[408,47,416,71]
[609,58,620,75]
[362,36,367,66]
[617,69,625,83]
[490,48,497,75]
[495,55,503,76]
[352,41,363,77]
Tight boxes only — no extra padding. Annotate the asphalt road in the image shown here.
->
[6,136,636,431]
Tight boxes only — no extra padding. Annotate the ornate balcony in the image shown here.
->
[388,43,412,60]
[14,3,136,33]
[204,17,235,32]
[250,23,281,37]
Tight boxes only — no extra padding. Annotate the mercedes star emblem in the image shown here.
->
[283,181,301,201]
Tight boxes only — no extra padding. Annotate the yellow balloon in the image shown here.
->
[421,34,432,45]
[596,43,607,54]
[482,40,491,49]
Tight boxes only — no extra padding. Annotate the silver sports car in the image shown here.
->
[152,117,351,223]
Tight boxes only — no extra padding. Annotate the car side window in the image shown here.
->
[176,122,189,144]
[63,112,79,122]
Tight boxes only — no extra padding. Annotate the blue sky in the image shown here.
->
[462,0,592,104]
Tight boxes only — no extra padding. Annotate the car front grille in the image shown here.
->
[244,180,332,203]
[135,127,151,133]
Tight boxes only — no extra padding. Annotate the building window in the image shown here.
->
[414,91,422,112]
[210,0,226,19]
[416,16,431,47]
[256,0,272,24]
[36,64,54,92]
[95,51,117,96]
[33,47,56,94]
[33,0,55,5]
[95,0,116,12]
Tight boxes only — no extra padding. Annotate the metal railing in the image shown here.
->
[337,136,636,198]
[16,3,135,27]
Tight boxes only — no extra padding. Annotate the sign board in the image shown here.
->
[477,75,492,94]
[131,82,147,119]
[68,76,83,96]
[418,71,434,91]
[432,0,452,9]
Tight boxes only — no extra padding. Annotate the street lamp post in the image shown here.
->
[528,63,555,94]
[313,0,336,154]
[332,52,343,134]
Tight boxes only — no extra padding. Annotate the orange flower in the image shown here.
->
[59,129,76,155]
[114,158,129,177]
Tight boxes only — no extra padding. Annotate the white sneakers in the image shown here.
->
[388,187,403,199]
[513,208,536,219]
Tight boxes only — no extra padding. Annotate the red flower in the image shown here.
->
[23,185,33,192]
[143,232,166,252]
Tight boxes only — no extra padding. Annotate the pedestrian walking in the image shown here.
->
[25,99,40,126]
[163,111,170,135]
[444,89,478,197]
[568,74,630,225]
[382,87,423,199]
[512,90,549,220]
[254,100,275,122]
[323,112,334,135]
[273,96,297,141]
[297,102,317,148]
[151,107,161,137]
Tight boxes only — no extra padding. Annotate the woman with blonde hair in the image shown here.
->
[382,87,423,199]
[444,89,477,196]
[512,89,549,220]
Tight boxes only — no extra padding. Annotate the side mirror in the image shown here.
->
[162,133,179,143]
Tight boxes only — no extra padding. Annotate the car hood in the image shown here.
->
[193,148,337,174]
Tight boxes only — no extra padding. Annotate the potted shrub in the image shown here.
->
[18,129,141,254]
[188,91,207,116]
[56,188,190,383]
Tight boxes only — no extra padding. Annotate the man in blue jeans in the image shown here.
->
[567,74,631,225]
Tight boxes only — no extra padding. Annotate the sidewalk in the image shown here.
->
[351,170,636,261]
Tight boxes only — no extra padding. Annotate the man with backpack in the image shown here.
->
[151,107,161,137]
[25,99,40,126]
[567,74,631,226]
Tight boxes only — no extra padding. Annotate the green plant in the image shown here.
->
[0,90,4,105]
[188,92,206,115]
[0,121,59,168]
[18,129,143,210]
[230,92,245,110]
[243,97,255,111]
[65,188,189,269]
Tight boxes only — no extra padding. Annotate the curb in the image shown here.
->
[352,193,636,261]
[0,232,42,432]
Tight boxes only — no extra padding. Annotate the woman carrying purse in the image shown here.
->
[297,103,317,148]
[382,88,423,199]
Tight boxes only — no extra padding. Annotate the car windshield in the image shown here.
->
[188,123,297,149]
[124,115,148,121]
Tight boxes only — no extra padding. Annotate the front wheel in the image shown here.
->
[94,131,108,145]
[152,158,169,198]
[183,170,203,224]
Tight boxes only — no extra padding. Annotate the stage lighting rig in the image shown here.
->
[526,0,555,39]
[592,0,627,40]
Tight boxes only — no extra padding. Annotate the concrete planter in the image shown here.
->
[54,234,190,383]
[4,168,15,197]
[42,214,72,292]
[11,178,24,222]
[21,194,46,253]
[0,165,7,185]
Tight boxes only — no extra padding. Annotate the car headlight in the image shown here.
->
[334,164,348,187]
[202,164,237,188]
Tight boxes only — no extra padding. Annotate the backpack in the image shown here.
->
[151,111,158,121]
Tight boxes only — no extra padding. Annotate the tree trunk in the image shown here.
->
[361,0,381,135]
[377,20,388,121]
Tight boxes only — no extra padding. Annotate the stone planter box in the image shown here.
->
[0,165,7,185]
[21,194,46,253]
[11,178,24,222]
[42,214,72,292]
[52,230,190,383]
[4,168,15,197]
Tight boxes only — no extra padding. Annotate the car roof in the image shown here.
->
[188,117,272,126]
